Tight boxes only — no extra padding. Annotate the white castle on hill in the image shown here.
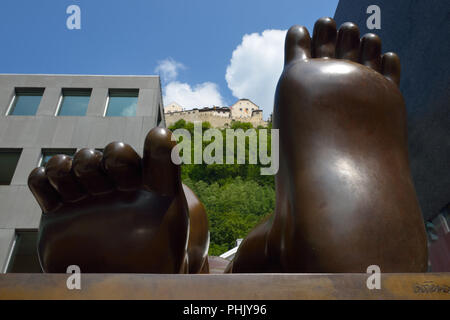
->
[164,99,268,128]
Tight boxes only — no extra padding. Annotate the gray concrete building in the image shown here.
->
[0,74,165,272]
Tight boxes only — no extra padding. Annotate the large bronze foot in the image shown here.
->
[230,17,428,273]
[28,127,209,273]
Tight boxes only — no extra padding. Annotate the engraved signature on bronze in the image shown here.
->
[414,281,450,294]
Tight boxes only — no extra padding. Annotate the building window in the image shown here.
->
[4,230,42,273]
[105,89,139,117]
[57,88,91,116]
[7,88,44,116]
[0,149,22,185]
[39,149,77,167]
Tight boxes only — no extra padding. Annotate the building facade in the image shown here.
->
[229,99,260,119]
[0,74,164,272]
[164,99,267,128]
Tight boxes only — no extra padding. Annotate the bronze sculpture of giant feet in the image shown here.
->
[28,127,209,273]
[229,17,428,273]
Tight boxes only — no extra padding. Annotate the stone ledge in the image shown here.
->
[0,273,449,300]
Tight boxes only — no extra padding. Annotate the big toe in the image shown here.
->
[143,127,180,196]
[284,25,311,65]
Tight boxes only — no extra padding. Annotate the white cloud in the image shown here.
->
[158,31,287,114]
[163,81,225,108]
[155,58,185,83]
[157,57,226,108]
[226,29,287,118]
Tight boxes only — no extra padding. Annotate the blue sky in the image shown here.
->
[0,0,338,117]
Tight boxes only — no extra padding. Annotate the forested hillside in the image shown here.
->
[169,120,275,256]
